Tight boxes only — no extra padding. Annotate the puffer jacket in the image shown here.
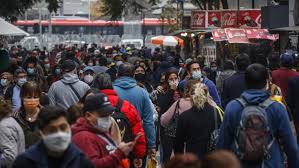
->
[0,117,25,168]
[100,89,146,158]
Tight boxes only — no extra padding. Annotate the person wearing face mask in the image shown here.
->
[134,65,154,93]
[23,56,48,92]
[155,70,181,164]
[12,81,43,148]
[209,61,221,85]
[179,61,221,107]
[82,66,95,85]
[48,59,90,110]
[4,69,27,113]
[13,106,94,168]
[0,72,13,97]
[72,93,135,168]
[47,65,62,86]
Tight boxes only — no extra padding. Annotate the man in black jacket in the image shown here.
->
[221,53,251,108]
[286,76,299,136]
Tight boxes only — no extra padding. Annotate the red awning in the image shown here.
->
[225,28,249,43]
[211,29,227,41]
[211,28,278,43]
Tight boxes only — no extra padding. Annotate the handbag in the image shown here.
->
[207,106,223,152]
[164,99,180,138]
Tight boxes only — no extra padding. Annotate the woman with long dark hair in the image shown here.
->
[156,69,181,164]
[13,81,43,148]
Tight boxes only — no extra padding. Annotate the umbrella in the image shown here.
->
[151,35,184,47]
[0,18,29,36]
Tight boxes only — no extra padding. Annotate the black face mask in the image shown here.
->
[135,73,146,82]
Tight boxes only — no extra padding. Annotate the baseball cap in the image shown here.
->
[61,59,76,72]
[280,52,295,64]
[83,93,115,115]
[83,66,95,73]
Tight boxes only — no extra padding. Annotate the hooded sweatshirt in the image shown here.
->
[113,77,156,149]
[217,90,299,168]
[48,73,90,110]
[72,117,125,168]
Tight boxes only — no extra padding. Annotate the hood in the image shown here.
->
[101,89,117,96]
[240,89,270,105]
[113,77,137,89]
[71,117,97,136]
[160,61,172,69]
[61,73,80,84]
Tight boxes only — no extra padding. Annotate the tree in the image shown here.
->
[0,0,62,21]
[100,0,150,20]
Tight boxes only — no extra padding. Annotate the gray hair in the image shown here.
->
[92,73,113,90]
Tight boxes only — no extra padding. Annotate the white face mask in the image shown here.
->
[168,79,179,87]
[192,70,202,80]
[45,64,50,69]
[97,116,112,132]
[42,131,71,152]
[88,63,94,66]
[17,77,27,87]
[84,74,94,84]
[1,79,8,86]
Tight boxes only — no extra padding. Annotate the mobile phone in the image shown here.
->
[134,133,142,142]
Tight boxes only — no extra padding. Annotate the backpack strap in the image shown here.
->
[236,98,247,107]
[116,98,123,113]
[259,98,275,109]
[61,81,81,100]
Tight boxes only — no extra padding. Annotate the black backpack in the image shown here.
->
[235,98,275,162]
[112,98,132,143]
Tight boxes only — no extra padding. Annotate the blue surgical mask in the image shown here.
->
[55,68,61,75]
[17,78,27,86]
[192,70,202,80]
[27,68,35,75]
[0,79,8,86]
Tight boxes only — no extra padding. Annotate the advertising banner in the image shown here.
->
[191,11,206,28]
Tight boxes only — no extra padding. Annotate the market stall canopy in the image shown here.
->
[0,18,29,36]
[151,35,184,47]
[211,28,278,43]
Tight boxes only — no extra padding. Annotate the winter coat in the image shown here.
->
[100,89,147,158]
[217,90,299,168]
[12,141,94,168]
[0,117,25,168]
[48,73,90,110]
[13,110,40,149]
[113,77,156,149]
[287,77,299,134]
[72,117,126,168]
[216,70,235,95]
[222,71,246,108]
[272,68,299,98]
[174,104,219,158]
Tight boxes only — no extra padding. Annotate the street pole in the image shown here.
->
[39,4,42,37]
[237,0,240,26]
[252,0,255,9]
[180,0,184,30]
[88,0,91,20]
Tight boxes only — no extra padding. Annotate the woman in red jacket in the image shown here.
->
[93,72,147,167]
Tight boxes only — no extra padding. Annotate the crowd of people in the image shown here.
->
[0,42,299,168]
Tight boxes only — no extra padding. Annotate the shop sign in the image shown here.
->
[225,28,249,43]
[191,11,206,28]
